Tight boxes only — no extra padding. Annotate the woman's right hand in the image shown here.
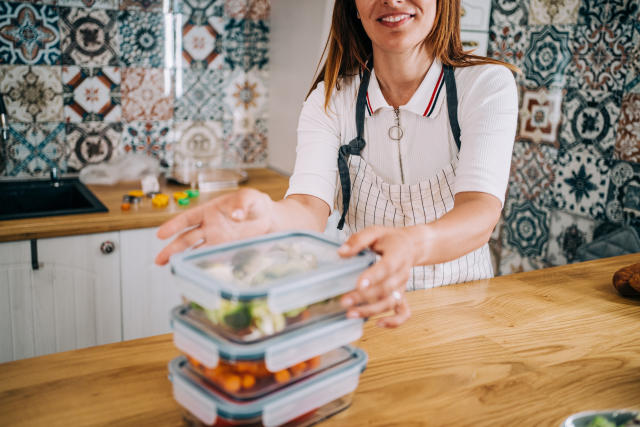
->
[154,188,276,266]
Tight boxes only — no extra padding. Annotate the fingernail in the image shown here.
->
[346,311,359,319]
[341,297,353,308]
[359,279,370,289]
[231,209,244,220]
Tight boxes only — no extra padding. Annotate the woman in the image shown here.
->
[155,0,518,328]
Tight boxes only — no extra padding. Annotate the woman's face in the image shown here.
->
[354,0,437,54]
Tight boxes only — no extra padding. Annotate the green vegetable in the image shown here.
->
[222,304,252,330]
[586,416,617,427]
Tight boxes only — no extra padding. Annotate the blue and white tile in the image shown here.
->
[578,0,638,27]
[558,88,622,157]
[225,0,270,20]
[57,0,119,9]
[502,195,551,259]
[566,23,632,92]
[118,10,165,68]
[4,122,66,177]
[545,210,598,265]
[174,68,231,121]
[604,161,640,224]
[0,2,60,65]
[490,0,529,27]
[523,25,572,88]
[174,0,223,23]
[220,18,269,71]
[625,21,640,93]
[552,146,611,219]
[65,122,122,172]
[62,66,121,122]
[60,7,119,66]
[487,20,529,71]
[224,68,267,131]
[509,141,557,207]
[0,65,62,122]
[122,121,171,163]
[120,0,164,12]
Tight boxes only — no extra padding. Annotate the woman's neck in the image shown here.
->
[372,45,434,108]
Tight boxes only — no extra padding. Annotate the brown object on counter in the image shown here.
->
[613,262,640,297]
[1,253,639,427]
[0,168,289,242]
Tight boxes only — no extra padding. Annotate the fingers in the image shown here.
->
[337,226,384,257]
[377,298,411,328]
[157,205,205,239]
[218,188,268,222]
[154,226,203,266]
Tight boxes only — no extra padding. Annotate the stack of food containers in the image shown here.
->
[168,231,375,426]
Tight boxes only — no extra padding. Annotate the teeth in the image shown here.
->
[381,14,411,23]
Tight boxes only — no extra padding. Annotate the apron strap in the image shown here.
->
[336,59,372,230]
[443,64,461,151]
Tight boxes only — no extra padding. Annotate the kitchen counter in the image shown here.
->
[1,254,639,426]
[0,168,290,242]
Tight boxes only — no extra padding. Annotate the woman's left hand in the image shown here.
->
[337,226,416,328]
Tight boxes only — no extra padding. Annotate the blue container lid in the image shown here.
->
[169,230,375,313]
[169,346,368,427]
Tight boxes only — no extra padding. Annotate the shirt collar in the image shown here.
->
[365,59,445,118]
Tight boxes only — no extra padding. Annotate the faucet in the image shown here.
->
[0,92,8,175]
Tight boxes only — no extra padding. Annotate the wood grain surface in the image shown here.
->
[0,254,639,427]
[0,168,290,242]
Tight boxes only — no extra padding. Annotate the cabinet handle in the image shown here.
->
[100,241,115,255]
[461,5,466,16]
[31,239,39,270]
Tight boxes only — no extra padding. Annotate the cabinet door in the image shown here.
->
[461,30,489,57]
[460,0,492,32]
[120,227,182,340]
[0,232,122,362]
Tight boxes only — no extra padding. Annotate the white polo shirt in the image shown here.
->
[285,59,518,212]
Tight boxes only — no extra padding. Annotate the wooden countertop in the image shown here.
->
[1,254,639,426]
[0,168,290,242]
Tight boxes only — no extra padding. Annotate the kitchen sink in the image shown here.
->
[0,178,108,221]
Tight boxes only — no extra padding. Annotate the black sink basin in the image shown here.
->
[0,178,108,220]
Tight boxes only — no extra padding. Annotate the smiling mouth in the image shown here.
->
[377,13,415,24]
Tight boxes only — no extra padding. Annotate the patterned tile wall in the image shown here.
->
[0,0,269,177]
[488,0,640,274]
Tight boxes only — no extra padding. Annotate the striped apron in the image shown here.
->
[335,62,493,291]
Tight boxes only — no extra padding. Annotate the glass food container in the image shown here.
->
[169,346,368,427]
[171,304,364,400]
[170,231,375,343]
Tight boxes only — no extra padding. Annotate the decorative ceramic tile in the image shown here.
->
[225,0,270,20]
[558,88,621,157]
[528,0,579,25]
[578,0,638,27]
[180,15,224,69]
[615,94,640,163]
[517,86,562,146]
[490,0,529,27]
[224,118,267,165]
[604,161,640,224]
[545,210,597,265]
[171,120,225,169]
[122,121,171,163]
[0,65,62,122]
[498,246,549,275]
[220,18,269,71]
[502,194,551,258]
[552,146,610,219]
[60,7,119,66]
[487,19,529,71]
[224,68,267,131]
[175,0,223,24]
[0,2,60,65]
[57,0,119,9]
[174,68,230,120]
[120,0,164,12]
[121,68,173,121]
[566,23,632,92]
[12,0,56,5]
[65,122,122,171]
[118,10,165,67]
[509,141,557,205]
[625,22,640,92]
[62,66,121,122]
[523,25,572,88]
[4,122,66,177]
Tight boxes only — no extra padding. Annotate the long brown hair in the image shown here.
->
[308,0,519,109]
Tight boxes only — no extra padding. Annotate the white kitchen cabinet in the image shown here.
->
[461,30,489,57]
[120,227,181,340]
[460,0,492,32]
[0,232,122,363]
